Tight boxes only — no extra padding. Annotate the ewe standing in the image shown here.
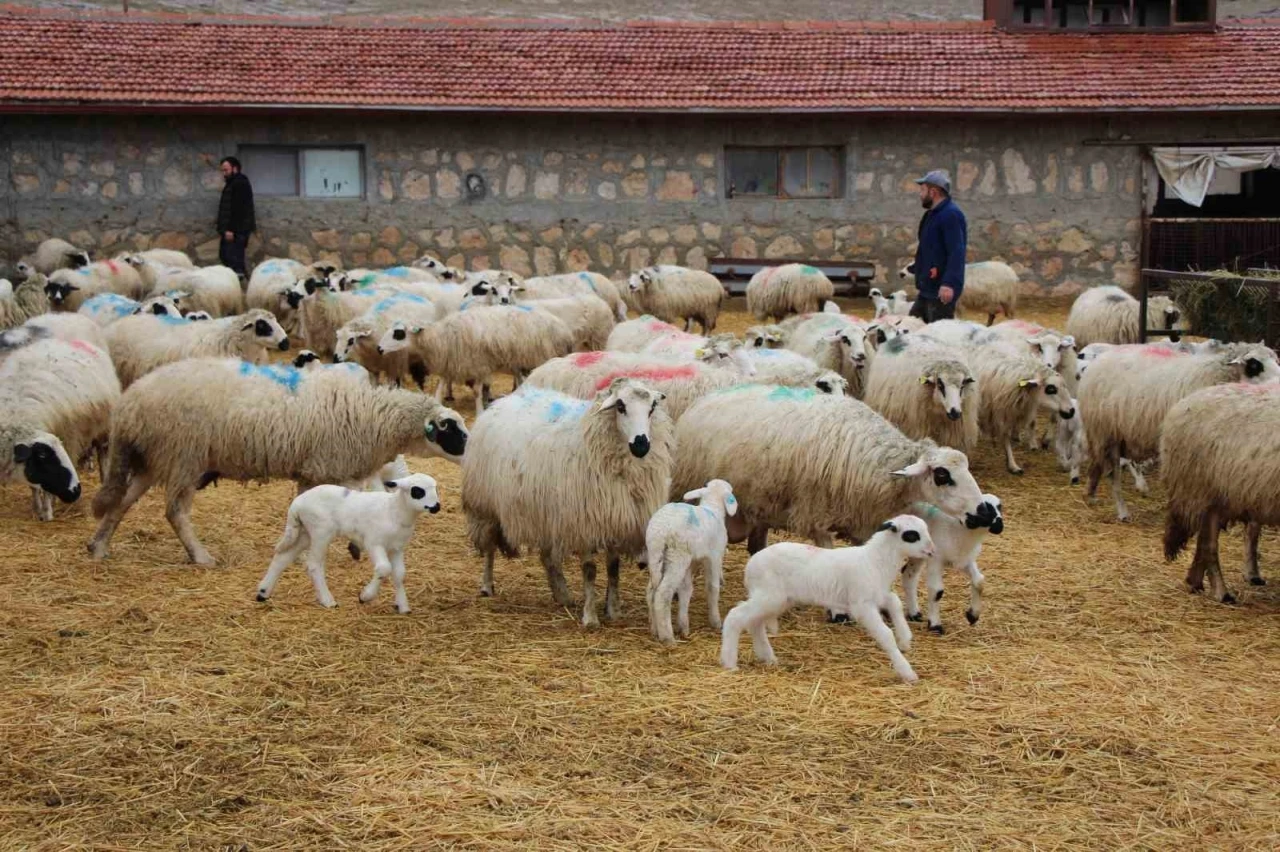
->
[625,265,724,333]
[746,264,835,321]
[1066,286,1183,347]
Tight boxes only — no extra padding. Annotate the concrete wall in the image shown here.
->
[5,112,1280,294]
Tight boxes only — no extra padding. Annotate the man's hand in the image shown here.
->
[939,285,955,304]
[224,231,234,241]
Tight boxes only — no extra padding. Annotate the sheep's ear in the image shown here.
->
[876,520,898,533]
[654,391,667,402]
[892,460,930,478]
[382,481,398,491]
[13,443,31,463]
[682,487,707,502]
[725,493,739,516]
[1060,335,1076,349]
[597,390,620,412]
[1018,378,1040,388]
[510,282,525,292]
[470,282,488,296]
[919,375,934,386]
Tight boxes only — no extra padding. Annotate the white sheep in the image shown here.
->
[78,292,182,325]
[744,348,847,394]
[2,312,108,356]
[88,357,468,565]
[863,333,979,451]
[1079,342,1279,521]
[462,284,615,351]
[462,380,674,627]
[606,315,687,352]
[517,271,629,322]
[104,309,290,388]
[746,263,836,321]
[1,338,120,520]
[18,238,91,276]
[645,479,737,646]
[0,273,50,330]
[1054,400,1149,490]
[673,386,990,553]
[334,292,439,386]
[44,260,146,310]
[288,278,390,358]
[899,261,1018,325]
[246,257,307,319]
[900,495,1002,633]
[1066,286,1183,347]
[131,248,195,269]
[719,515,935,683]
[779,312,870,396]
[625,265,724,333]
[152,264,245,318]
[1161,383,1280,603]
[745,324,786,349]
[641,330,756,375]
[255,473,441,613]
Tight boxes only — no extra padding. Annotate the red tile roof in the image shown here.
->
[2,7,1279,113]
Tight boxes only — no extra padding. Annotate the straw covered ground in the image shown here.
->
[1,299,1277,850]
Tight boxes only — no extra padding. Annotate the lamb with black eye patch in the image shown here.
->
[256,473,441,614]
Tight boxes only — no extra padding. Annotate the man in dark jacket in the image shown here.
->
[905,169,967,323]
[217,156,255,281]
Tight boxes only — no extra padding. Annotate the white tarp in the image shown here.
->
[1152,146,1280,207]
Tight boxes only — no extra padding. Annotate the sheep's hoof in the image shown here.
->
[1008,468,1024,476]
[964,609,979,625]
[1117,513,1132,524]
[347,542,361,561]
[1249,577,1266,586]
[478,587,493,598]
[255,591,269,603]
[906,613,923,623]
[1220,593,1237,605]
[928,624,945,635]
[1186,581,1204,594]
[1070,476,1080,485]
[397,606,411,615]
[826,611,850,624]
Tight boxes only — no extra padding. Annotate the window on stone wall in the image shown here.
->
[1001,0,1210,29]
[238,146,364,198]
[727,147,842,199]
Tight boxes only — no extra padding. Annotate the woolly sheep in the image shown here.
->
[863,334,979,451]
[1161,383,1280,603]
[87,357,468,565]
[20,238,91,276]
[607,315,685,352]
[411,255,466,282]
[462,379,675,627]
[642,330,756,375]
[1076,339,1220,383]
[0,279,9,300]
[334,292,439,386]
[256,473,442,613]
[378,304,575,416]
[0,273,51,330]
[519,271,628,322]
[152,264,245,318]
[625,265,724,333]
[900,495,1003,633]
[1054,399,1148,490]
[1,338,120,520]
[780,312,870,396]
[1079,342,1280,521]
[744,348,848,394]
[868,287,892,319]
[745,324,786,349]
[746,263,835,321]
[123,256,189,294]
[345,270,470,315]
[288,279,390,358]
[45,260,145,310]
[3,312,108,356]
[973,348,1074,475]
[645,479,737,646]
[898,261,1018,325]
[719,515,935,682]
[1066,286,1183,347]
[132,248,195,269]
[246,257,307,318]
[991,319,1079,391]
[673,386,989,553]
[78,292,182,325]
[462,285,615,351]
[104,309,289,388]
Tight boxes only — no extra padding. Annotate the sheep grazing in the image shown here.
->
[607,315,685,352]
[1066,286,1184,347]
[153,264,245,318]
[104,309,290,388]
[745,324,785,349]
[625,265,724,333]
[79,292,182,325]
[45,260,146,310]
[256,473,441,613]
[719,515,936,682]
[87,357,468,565]
[744,348,848,394]
[746,263,836,321]
[863,334,979,451]
[1,338,120,520]
[20,238,91,275]
[1079,342,1280,521]
[779,312,870,396]
[901,495,1003,633]
[674,386,989,553]
[1161,383,1280,603]
[645,478,737,646]
[0,273,51,330]
[462,379,675,627]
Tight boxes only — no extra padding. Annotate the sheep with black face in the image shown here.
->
[1067,286,1184,347]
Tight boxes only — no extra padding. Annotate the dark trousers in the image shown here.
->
[219,232,249,278]
[909,296,956,324]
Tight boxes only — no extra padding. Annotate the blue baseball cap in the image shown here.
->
[914,169,952,194]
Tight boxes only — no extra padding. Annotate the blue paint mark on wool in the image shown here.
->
[82,293,134,318]
[726,494,738,510]
[683,505,701,527]
[382,266,411,278]
[154,312,191,326]
[74,267,93,276]
[372,292,428,314]
[578,272,599,294]
[238,361,303,393]
[881,336,909,356]
[257,260,287,274]
[752,348,782,358]
[512,387,590,423]
[767,386,818,403]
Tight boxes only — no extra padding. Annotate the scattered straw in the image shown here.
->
[0,300,1276,849]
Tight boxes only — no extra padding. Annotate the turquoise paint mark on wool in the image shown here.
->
[752,348,782,358]
[513,387,590,423]
[726,494,738,510]
[372,292,428,314]
[154,312,190,326]
[767,386,818,403]
[683,505,701,527]
[800,265,820,275]
[238,361,303,393]
[382,266,411,278]
[578,272,599,293]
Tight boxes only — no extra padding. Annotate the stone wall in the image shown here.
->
[5,112,1280,295]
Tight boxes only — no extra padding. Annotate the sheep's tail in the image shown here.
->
[1163,508,1192,562]
[91,440,139,519]
[274,505,304,555]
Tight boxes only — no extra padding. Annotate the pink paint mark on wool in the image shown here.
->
[1006,320,1043,334]
[571,351,608,368]
[104,259,120,274]
[68,339,99,356]
[593,364,697,391]
[647,321,677,333]
[1234,381,1280,395]
[1138,345,1180,359]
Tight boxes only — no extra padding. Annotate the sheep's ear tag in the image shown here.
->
[693,348,707,358]
[919,376,930,385]
[425,422,438,440]
[1019,379,1039,388]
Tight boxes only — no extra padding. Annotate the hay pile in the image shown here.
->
[0,300,1276,849]
[1168,269,1280,345]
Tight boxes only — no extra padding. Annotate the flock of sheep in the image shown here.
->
[2,235,1276,681]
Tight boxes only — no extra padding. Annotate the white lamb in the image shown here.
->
[1054,400,1149,490]
[644,479,737,646]
[256,473,441,614]
[901,495,1003,634]
[719,515,936,683]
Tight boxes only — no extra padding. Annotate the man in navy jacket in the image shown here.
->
[905,169,967,323]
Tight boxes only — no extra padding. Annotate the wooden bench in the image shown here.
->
[708,257,878,297]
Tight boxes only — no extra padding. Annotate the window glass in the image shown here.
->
[1175,0,1211,22]
[240,147,298,196]
[302,149,363,198]
[808,148,838,197]
[782,151,808,197]
[728,149,778,196]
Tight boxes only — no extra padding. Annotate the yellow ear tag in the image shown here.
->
[1018,379,1030,387]
[694,348,707,358]
[919,376,929,385]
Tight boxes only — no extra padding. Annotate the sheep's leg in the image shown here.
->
[747,525,769,555]
[963,560,985,625]
[720,600,771,669]
[304,535,337,608]
[986,313,996,326]
[851,602,918,684]
[705,553,724,630]
[1004,438,1023,475]
[881,593,914,653]
[1124,459,1149,495]
[580,558,600,628]
[604,554,622,622]
[924,562,946,635]
[765,616,780,636]
[1185,511,1214,595]
[257,529,311,602]
[645,566,662,639]
[165,487,216,566]
[480,549,496,597]
[811,530,834,548]
[389,550,410,614]
[30,487,54,522]
[1201,513,1234,604]
[1243,521,1265,586]
[358,545,390,605]
[1085,458,1104,503]
[1110,445,1130,522]
[902,562,924,622]
[474,386,486,418]
[96,444,109,485]
[676,572,694,639]
[683,317,693,333]
[541,549,572,607]
[87,472,153,560]
[444,381,455,402]
[433,380,447,402]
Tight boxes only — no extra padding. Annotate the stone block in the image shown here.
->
[162,166,190,197]
[977,161,998,196]
[617,229,642,247]
[685,246,708,270]
[379,226,403,247]
[121,145,140,161]
[80,181,100,197]
[534,246,557,276]
[1038,256,1064,281]
[195,238,221,263]
[695,152,716,169]
[702,177,718,197]
[481,151,503,169]
[313,229,342,250]
[701,222,722,241]
[436,228,456,249]
[629,154,646,169]
[145,147,167,166]
[101,181,118,199]
[89,159,115,178]
[855,171,876,192]
[469,255,492,271]
[420,149,439,166]
[14,173,43,193]
[765,235,804,259]
[446,253,465,269]
[397,243,420,264]
[544,151,564,167]
[581,223,604,241]
[647,227,670,244]
[1042,153,1060,192]
[287,242,314,264]
[656,171,695,201]
[623,246,652,271]
[350,232,373,250]
[153,231,190,251]
[1090,162,1109,192]
[566,168,589,197]
[1068,166,1085,193]
[602,160,624,175]
[955,161,980,193]
[455,151,475,171]
[437,169,461,199]
[62,152,82,175]
[597,182,618,200]
[730,236,758,258]
[622,171,648,198]
[1001,149,1036,195]
[379,171,395,201]
[372,247,396,266]
[68,229,96,248]
[499,244,533,277]
[459,228,488,250]
[565,248,591,271]
[813,228,834,252]
[402,170,431,200]
[597,243,615,268]
[673,224,698,245]
[879,175,897,195]
[53,179,71,195]
[656,246,678,265]
[506,164,527,197]
[534,171,560,200]
[1056,228,1093,255]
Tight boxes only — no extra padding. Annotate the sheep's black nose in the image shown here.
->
[428,504,441,514]
[989,517,1005,535]
[1060,408,1076,420]
[629,435,651,458]
[331,353,341,363]
[377,346,384,354]
[947,409,961,421]
[63,483,82,504]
